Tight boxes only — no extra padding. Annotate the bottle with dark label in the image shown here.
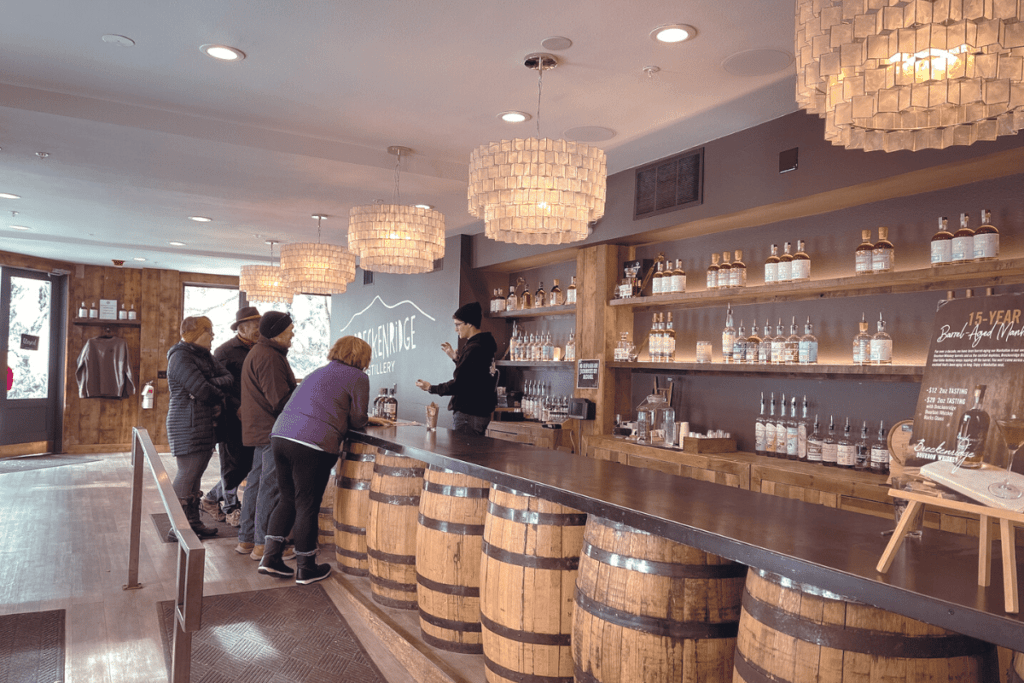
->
[855,420,870,470]
[956,385,990,469]
[764,244,779,284]
[550,279,563,306]
[855,229,874,275]
[973,209,999,261]
[931,216,953,266]
[837,417,856,469]
[755,392,767,456]
[807,413,823,464]
[822,415,838,466]
[384,386,398,421]
[870,420,889,474]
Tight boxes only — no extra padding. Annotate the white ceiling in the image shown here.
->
[0,0,800,275]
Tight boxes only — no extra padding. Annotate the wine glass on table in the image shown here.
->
[990,414,1024,500]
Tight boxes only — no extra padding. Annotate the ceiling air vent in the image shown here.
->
[633,147,704,220]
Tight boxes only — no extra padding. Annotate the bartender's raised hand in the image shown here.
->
[415,379,431,392]
[440,341,456,360]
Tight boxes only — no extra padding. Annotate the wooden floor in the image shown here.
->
[0,450,441,683]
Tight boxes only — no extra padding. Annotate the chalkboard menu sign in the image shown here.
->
[577,359,600,389]
[910,293,1024,472]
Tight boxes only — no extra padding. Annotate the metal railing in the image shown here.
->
[123,427,205,683]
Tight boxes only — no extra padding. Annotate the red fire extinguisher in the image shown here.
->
[142,381,155,409]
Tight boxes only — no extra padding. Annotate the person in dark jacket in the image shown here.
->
[199,306,260,526]
[259,335,387,583]
[237,311,297,560]
[416,301,497,436]
[165,315,233,538]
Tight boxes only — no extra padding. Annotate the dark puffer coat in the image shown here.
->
[166,341,233,457]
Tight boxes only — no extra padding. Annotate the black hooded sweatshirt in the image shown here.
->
[428,331,498,417]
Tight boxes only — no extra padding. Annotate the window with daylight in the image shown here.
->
[6,275,52,399]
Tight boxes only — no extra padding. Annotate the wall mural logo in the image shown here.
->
[339,296,437,376]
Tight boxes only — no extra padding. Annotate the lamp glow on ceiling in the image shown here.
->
[201,44,245,61]
[188,216,212,222]
[168,241,186,246]
[9,225,31,231]
[499,111,531,123]
[0,193,20,199]
[651,24,696,43]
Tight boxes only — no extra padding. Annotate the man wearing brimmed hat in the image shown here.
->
[199,306,261,526]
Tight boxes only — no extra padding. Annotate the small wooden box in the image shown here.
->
[680,437,737,454]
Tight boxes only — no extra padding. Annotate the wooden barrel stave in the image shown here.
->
[317,471,335,555]
[367,450,426,610]
[333,441,376,576]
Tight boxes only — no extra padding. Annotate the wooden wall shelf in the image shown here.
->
[491,304,576,319]
[497,360,574,369]
[608,360,924,382]
[72,318,142,327]
[608,257,1024,312]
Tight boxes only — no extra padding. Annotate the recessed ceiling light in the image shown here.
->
[188,216,212,222]
[168,241,186,246]
[0,193,19,199]
[133,257,146,261]
[201,44,245,61]
[414,204,433,210]
[650,24,696,43]
[9,225,31,231]
[101,34,135,47]
[499,111,531,123]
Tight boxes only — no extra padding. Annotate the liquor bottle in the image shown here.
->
[951,212,974,263]
[797,396,810,461]
[506,284,518,312]
[956,385,990,469]
[489,288,497,313]
[764,244,779,285]
[870,312,892,365]
[931,216,953,266]
[786,396,799,461]
[807,414,824,464]
[784,317,800,365]
[78,301,88,318]
[495,288,506,312]
[719,252,732,290]
[127,304,137,321]
[747,324,762,365]
[614,332,632,361]
[798,317,818,364]
[872,226,895,273]
[775,393,788,459]
[671,259,686,294]
[731,249,747,288]
[870,420,889,474]
[383,386,399,421]
[771,319,785,365]
[852,313,871,365]
[732,321,747,363]
[755,392,767,456]
[649,313,662,362]
[565,329,576,362]
[973,208,999,261]
[822,415,838,467]
[777,242,793,282]
[791,239,811,281]
[765,393,777,458]
[855,420,870,470]
[521,280,533,309]
[535,281,547,308]
[664,312,676,362]
[550,279,563,306]
[542,333,554,362]
[508,322,520,360]
[837,417,856,469]
[652,261,666,296]
[758,319,773,364]
[119,303,128,320]
[373,388,387,417]
[855,229,874,275]
[566,275,577,305]
[89,301,99,318]
[722,305,736,363]
[706,253,720,291]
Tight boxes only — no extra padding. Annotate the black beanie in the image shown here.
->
[453,301,482,328]
[259,311,293,339]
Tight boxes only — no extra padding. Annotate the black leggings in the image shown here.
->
[266,437,335,554]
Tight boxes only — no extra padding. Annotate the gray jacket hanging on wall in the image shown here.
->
[76,335,136,398]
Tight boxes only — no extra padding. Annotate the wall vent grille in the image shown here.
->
[633,147,704,220]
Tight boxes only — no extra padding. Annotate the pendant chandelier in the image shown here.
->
[280,214,357,294]
[468,53,607,245]
[348,146,446,275]
[239,239,293,304]
[795,0,1024,152]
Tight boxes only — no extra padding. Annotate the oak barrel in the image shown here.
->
[333,442,376,576]
[317,470,336,555]
[366,449,426,609]
[733,568,998,682]
[479,484,586,683]
[416,466,490,654]
[573,516,745,683]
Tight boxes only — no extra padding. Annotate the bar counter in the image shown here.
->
[350,424,1024,651]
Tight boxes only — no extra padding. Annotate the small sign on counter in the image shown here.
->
[577,359,600,389]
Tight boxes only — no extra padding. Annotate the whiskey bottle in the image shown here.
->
[730,249,747,288]
[784,317,800,365]
[373,388,387,417]
[721,305,736,363]
[614,332,632,361]
[791,239,811,281]
[550,279,563,306]
[383,386,399,422]
[931,216,953,266]
[706,253,720,291]
[489,289,499,313]
[870,420,889,474]
[649,313,662,362]
[852,313,871,365]
[78,301,88,318]
[872,226,895,273]
[747,324,762,365]
[973,209,999,261]
[777,242,793,282]
[952,213,974,263]
[732,321,747,363]
[797,396,810,461]
[664,312,676,362]
[535,281,547,308]
[836,417,856,469]
[89,301,99,319]
[870,312,892,365]
[127,304,137,321]
[798,317,818,364]
[755,392,767,456]
[758,319,773,364]
[506,283,519,311]
[822,415,838,467]
[495,288,506,312]
[771,319,785,365]
[855,420,870,470]
[775,393,788,459]
[807,414,824,464]
[565,329,576,362]
[652,261,666,296]
[764,244,779,285]
[670,259,686,294]
[520,280,533,309]
[765,393,777,457]
[956,385,990,469]
[786,396,799,460]
[718,252,732,290]
[566,275,578,304]
[855,229,874,275]
[119,303,128,320]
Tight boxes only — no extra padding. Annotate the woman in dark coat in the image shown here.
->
[166,315,233,538]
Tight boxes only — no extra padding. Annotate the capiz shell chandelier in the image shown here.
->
[468,53,607,245]
[280,215,357,294]
[239,240,294,304]
[795,0,1024,152]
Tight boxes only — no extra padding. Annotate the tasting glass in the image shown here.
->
[990,413,1024,500]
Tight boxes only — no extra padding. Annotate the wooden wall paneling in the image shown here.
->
[0,249,74,274]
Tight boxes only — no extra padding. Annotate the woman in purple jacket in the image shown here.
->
[259,335,382,584]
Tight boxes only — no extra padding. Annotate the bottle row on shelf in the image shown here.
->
[491,275,578,313]
[516,381,572,422]
[508,325,577,362]
[77,300,138,320]
[755,392,890,474]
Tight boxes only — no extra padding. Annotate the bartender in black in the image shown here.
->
[415,301,497,436]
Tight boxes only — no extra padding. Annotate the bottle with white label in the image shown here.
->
[973,209,999,261]
[730,250,747,288]
[807,414,823,464]
[118,303,128,320]
[837,417,856,469]
[652,262,666,296]
[706,253,720,291]
[852,313,871,365]
[732,321,747,363]
[89,301,99,319]
[771,319,785,365]
[777,242,793,282]
[755,392,767,456]
[786,396,799,460]
[931,216,953,266]
[764,244,779,285]
[854,229,874,275]
[798,317,818,364]
[765,393,777,457]
[822,415,838,466]
[870,420,889,474]
[797,396,810,461]
[775,394,788,459]
[78,301,88,318]
[952,212,974,263]
[127,304,137,321]
[870,312,892,365]
[721,305,736,363]
[791,240,810,281]
[872,227,894,273]
[566,276,577,304]
[718,252,732,290]
[670,259,686,294]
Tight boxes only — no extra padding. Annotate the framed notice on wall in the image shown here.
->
[909,292,1024,473]
[577,359,600,390]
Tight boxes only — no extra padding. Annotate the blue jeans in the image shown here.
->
[237,443,281,544]
[453,411,490,436]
